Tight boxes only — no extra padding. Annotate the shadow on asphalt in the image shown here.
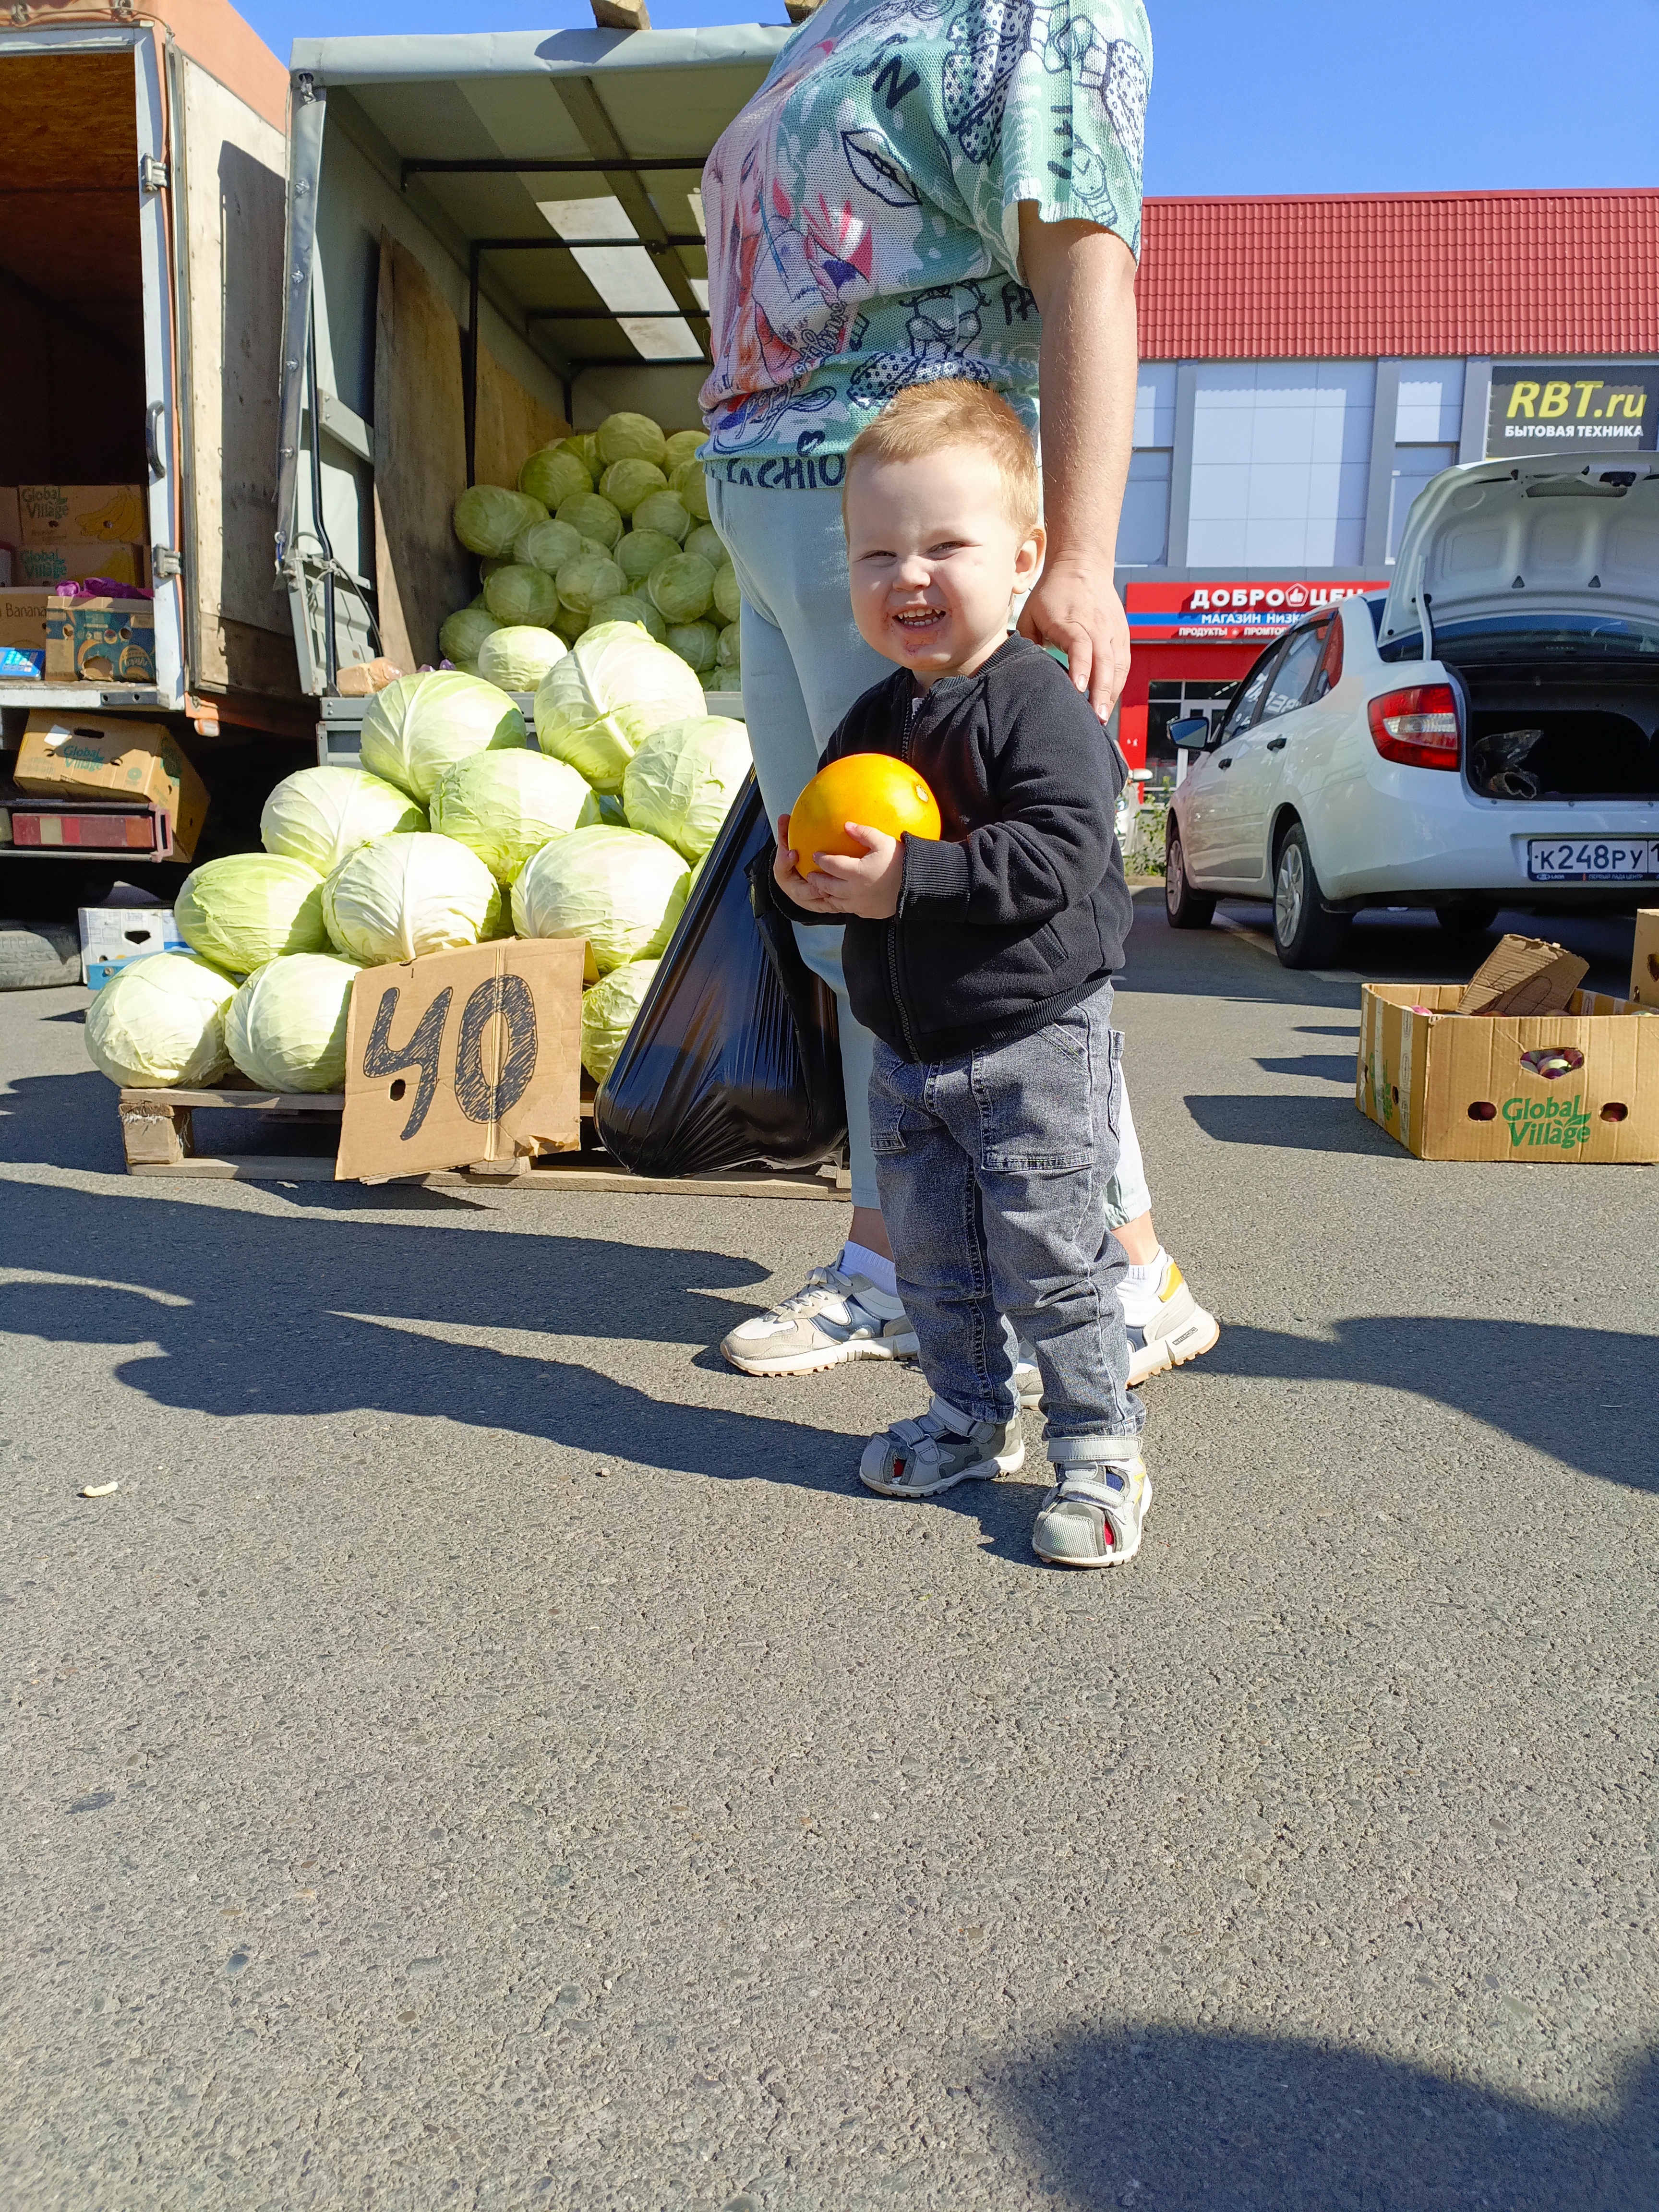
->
[1182,1094,1402,1156]
[991,2023,1659,2211]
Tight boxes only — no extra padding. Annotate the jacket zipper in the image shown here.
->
[887,702,924,1058]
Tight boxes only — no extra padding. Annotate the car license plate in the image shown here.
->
[1527,837,1659,884]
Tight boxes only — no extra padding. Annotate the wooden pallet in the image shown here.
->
[115,1083,850,1199]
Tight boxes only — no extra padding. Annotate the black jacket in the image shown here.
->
[778,635,1132,1063]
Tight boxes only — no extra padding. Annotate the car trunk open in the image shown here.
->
[1453,657,1659,801]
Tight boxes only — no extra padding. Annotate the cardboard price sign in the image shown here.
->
[337,938,584,1180]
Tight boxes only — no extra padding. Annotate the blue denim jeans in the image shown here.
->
[869,985,1143,1456]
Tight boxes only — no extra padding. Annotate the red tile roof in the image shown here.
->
[1137,190,1659,361]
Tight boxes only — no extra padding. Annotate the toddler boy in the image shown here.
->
[773,382,1148,1567]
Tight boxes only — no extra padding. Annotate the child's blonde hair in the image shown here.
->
[843,380,1041,535]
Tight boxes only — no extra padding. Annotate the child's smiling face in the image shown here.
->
[844,444,1044,686]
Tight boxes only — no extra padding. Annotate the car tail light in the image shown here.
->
[1367,685,1461,770]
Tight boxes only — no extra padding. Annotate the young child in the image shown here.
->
[773,381,1148,1569]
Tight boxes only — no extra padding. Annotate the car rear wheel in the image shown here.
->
[1434,899,1498,938]
[1164,824,1215,930]
[1272,824,1349,969]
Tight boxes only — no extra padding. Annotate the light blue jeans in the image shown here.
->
[708,475,1153,1224]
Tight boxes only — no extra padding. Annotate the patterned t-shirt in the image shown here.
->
[698,0,1152,479]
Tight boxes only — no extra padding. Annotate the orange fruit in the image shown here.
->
[788,752,941,874]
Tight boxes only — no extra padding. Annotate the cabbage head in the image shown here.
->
[589,593,666,642]
[713,562,742,625]
[477,625,567,693]
[518,446,593,512]
[630,489,690,543]
[596,411,666,468]
[512,826,689,973]
[84,951,236,1088]
[614,528,681,587]
[580,958,658,1083]
[622,715,752,860]
[175,853,328,975]
[649,553,715,624]
[359,669,527,804]
[514,517,584,573]
[533,620,705,794]
[662,429,703,471]
[600,459,668,515]
[226,952,361,1093]
[483,563,559,626]
[669,458,711,522]
[429,749,601,884]
[555,492,623,549]
[666,621,719,672]
[322,832,505,963]
[555,433,600,485]
[557,547,625,616]
[716,621,741,670]
[439,604,502,670]
[261,765,425,875]
[453,485,547,556]
[684,523,725,570]
[555,602,587,643]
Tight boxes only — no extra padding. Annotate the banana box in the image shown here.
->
[17,485,146,545]
[15,543,148,589]
[45,597,157,683]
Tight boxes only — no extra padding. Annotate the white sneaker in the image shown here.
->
[719,1265,920,1378]
[1013,1254,1219,1407]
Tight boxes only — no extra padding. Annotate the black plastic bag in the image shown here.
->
[595,773,847,1176]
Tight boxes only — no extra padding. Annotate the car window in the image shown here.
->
[1259,624,1327,723]
[1218,640,1285,741]
[1308,614,1343,701]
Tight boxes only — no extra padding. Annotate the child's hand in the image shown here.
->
[773,815,843,913]
[805,823,903,918]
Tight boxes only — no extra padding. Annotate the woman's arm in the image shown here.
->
[1014,208,1140,722]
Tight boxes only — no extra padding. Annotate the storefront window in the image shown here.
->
[1145,681,1236,779]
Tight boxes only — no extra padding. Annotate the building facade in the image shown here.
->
[1114,190,1659,774]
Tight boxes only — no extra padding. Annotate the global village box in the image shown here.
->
[1630,911,1659,1010]
[14,713,208,860]
[1356,983,1659,1163]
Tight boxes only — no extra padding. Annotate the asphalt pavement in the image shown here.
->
[2,896,1656,2211]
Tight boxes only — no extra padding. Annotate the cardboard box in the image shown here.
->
[0,486,19,545]
[338,938,584,1180]
[1630,911,1659,1010]
[17,484,146,546]
[0,588,53,677]
[1357,982,1659,1162]
[78,905,185,988]
[0,547,10,588]
[1458,934,1588,1018]
[14,713,208,860]
[15,543,148,589]
[45,598,157,684]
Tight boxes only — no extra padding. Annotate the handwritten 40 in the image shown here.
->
[362,974,539,1142]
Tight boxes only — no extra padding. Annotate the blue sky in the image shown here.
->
[245,0,1659,195]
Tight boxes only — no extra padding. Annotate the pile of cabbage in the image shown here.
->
[442,412,742,697]
[84,662,750,1096]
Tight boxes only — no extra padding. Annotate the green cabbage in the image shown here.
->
[359,670,527,804]
[555,433,600,485]
[483,564,559,626]
[666,620,719,672]
[453,485,547,556]
[589,593,666,642]
[518,446,593,511]
[439,605,503,670]
[260,765,426,875]
[556,547,625,615]
[669,459,711,522]
[84,951,236,1087]
[649,553,715,623]
[514,517,584,573]
[480,554,511,579]
[621,714,751,860]
[175,854,329,975]
[716,621,741,670]
[600,458,668,515]
[713,562,742,625]
[429,749,601,883]
[614,528,681,587]
[596,411,666,468]
[580,958,658,1083]
[477,625,568,692]
[630,489,690,543]
[512,825,689,973]
[662,429,703,471]
[225,952,361,1093]
[684,523,725,569]
[533,620,705,793]
[322,832,505,963]
[554,492,624,549]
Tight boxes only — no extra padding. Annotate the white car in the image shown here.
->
[1162,449,1659,966]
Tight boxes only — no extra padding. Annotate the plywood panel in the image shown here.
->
[474,344,570,492]
[371,230,472,676]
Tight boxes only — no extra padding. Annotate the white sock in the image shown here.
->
[841,1239,898,1299]
[1118,1247,1168,1327]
